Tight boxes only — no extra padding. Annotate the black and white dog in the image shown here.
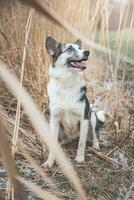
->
[45,37,105,167]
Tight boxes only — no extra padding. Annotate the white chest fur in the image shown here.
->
[47,66,86,136]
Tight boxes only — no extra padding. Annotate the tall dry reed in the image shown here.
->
[0,0,133,199]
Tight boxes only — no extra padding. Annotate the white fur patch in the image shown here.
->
[96,110,106,122]
[90,112,97,129]
[47,66,86,137]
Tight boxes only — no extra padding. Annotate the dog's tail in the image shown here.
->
[96,110,106,123]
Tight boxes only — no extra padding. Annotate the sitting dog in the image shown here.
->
[45,37,105,167]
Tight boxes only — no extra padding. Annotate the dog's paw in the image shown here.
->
[92,142,100,150]
[75,153,84,163]
[42,159,54,168]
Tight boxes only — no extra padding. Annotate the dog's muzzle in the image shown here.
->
[68,50,90,71]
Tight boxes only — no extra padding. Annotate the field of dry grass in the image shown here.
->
[0,0,134,200]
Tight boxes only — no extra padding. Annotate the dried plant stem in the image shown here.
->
[0,65,87,200]
[19,147,57,191]
[125,172,134,200]
[114,5,129,80]
[125,9,134,56]
[12,8,33,155]
[17,177,60,200]
[104,1,113,65]
[121,8,134,82]
[6,9,33,200]
[88,147,115,165]
[0,110,35,142]
[0,119,26,200]
[19,0,134,65]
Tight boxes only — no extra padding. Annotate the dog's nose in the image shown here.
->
[84,50,90,57]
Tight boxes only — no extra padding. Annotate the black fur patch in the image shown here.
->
[79,86,86,101]
[94,112,104,138]
[84,95,90,119]
[53,43,63,63]
[79,86,91,119]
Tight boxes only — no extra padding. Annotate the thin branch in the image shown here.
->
[6,9,33,200]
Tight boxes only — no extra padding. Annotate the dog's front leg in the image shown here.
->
[75,119,89,163]
[44,115,60,168]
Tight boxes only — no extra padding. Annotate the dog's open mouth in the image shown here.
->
[68,59,87,70]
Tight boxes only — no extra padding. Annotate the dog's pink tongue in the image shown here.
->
[71,61,86,68]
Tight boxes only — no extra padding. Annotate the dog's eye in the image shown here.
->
[67,46,73,53]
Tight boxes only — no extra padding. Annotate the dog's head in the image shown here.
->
[46,37,90,71]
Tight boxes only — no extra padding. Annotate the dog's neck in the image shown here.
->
[49,64,85,87]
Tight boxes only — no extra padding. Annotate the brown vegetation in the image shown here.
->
[0,0,134,199]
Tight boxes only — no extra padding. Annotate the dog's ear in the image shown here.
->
[74,39,82,48]
[46,37,58,55]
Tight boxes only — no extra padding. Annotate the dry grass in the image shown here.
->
[0,0,134,199]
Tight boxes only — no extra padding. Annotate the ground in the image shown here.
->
[0,117,134,200]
